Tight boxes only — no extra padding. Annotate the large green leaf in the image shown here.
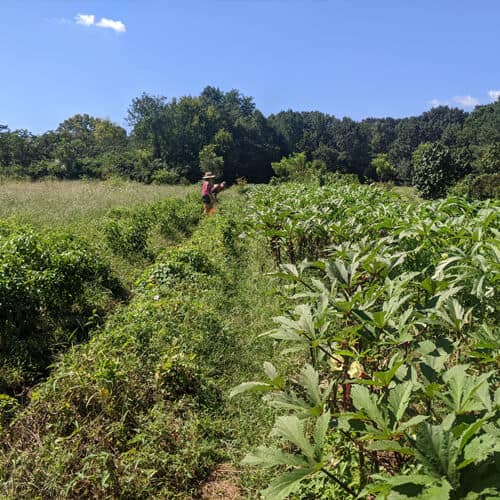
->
[263,361,279,380]
[388,381,414,424]
[351,385,387,431]
[299,364,322,408]
[463,489,500,500]
[460,434,500,467]
[265,390,315,416]
[260,328,303,343]
[229,381,274,398]
[440,365,493,414]
[242,446,310,469]
[373,357,405,388]
[414,422,460,486]
[397,415,429,433]
[412,479,453,500]
[366,440,414,455]
[261,467,317,500]
[313,411,330,461]
[270,416,315,461]
[457,416,489,454]
[265,365,332,417]
[363,474,452,499]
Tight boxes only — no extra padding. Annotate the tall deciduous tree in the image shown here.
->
[127,93,167,158]
[199,144,223,178]
[371,153,397,182]
[413,142,471,199]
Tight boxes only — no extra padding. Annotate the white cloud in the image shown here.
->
[488,89,500,101]
[74,13,126,33]
[75,13,95,26]
[96,17,126,33]
[453,95,480,108]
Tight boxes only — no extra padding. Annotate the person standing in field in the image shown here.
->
[201,171,226,215]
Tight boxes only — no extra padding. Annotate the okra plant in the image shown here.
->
[234,181,499,499]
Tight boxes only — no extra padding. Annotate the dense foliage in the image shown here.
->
[1,91,498,197]
[0,177,498,497]
[450,173,500,200]
[0,223,121,393]
[0,188,282,497]
[0,197,274,497]
[412,142,471,199]
[233,180,500,498]
[0,192,202,397]
[103,194,201,258]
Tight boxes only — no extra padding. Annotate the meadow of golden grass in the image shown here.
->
[0,178,197,284]
[0,178,196,229]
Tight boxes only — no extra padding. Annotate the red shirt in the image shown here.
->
[202,181,214,197]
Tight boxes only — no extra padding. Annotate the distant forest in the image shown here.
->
[1,86,498,196]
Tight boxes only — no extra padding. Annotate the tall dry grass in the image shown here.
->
[0,178,198,284]
[0,178,196,230]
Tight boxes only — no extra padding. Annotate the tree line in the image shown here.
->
[0,86,498,197]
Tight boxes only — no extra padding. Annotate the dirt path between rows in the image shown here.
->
[199,464,242,499]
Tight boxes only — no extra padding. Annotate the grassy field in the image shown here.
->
[0,186,281,498]
[0,179,197,285]
[0,178,195,230]
[3,179,496,498]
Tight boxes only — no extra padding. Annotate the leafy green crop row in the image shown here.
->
[233,181,499,499]
[103,193,202,258]
[0,202,255,498]
[0,221,123,394]
[0,193,203,396]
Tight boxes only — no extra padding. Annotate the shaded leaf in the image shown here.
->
[262,467,317,500]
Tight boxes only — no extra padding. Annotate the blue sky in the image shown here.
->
[1,0,499,133]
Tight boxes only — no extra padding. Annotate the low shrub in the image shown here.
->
[151,168,184,185]
[104,194,202,258]
[152,194,201,239]
[104,207,152,256]
[449,172,500,200]
[0,205,248,498]
[0,226,122,392]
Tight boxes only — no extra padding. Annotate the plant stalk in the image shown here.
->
[321,467,358,497]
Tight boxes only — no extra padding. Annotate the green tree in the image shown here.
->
[271,152,324,182]
[412,142,470,199]
[475,142,500,174]
[0,129,38,170]
[312,143,340,172]
[329,118,370,177]
[361,118,397,155]
[371,153,397,182]
[419,106,467,142]
[199,144,223,178]
[268,110,306,156]
[389,117,422,183]
[127,93,167,158]
[94,119,127,152]
[412,143,445,198]
[460,100,500,146]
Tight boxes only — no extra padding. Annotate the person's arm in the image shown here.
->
[213,181,226,193]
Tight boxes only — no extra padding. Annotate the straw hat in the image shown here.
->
[202,171,216,179]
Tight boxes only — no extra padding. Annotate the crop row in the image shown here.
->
[103,193,202,258]
[234,181,499,499]
[0,202,250,498]
[0,195,202,399]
